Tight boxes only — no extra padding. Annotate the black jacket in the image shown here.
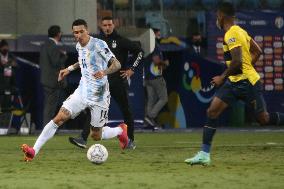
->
[0,53,17,92]
[95,30,143,81]
[40,39,67,88]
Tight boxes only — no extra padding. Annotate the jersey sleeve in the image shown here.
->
[96,40,115,63]
[224,30,242,51]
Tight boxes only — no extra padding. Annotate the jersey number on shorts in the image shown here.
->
[82,58,87,68]
[100,110,108,119]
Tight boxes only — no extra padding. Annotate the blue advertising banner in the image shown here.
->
[158,51,225,128]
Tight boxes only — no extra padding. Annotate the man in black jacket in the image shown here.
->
[40,25,67,126]
[187,32,207,57]
[69,16,143,149]
[0,40,17,113]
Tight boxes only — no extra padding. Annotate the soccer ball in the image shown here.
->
[87,144,108,164]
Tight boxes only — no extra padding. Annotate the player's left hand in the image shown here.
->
[94,71,105,79]
[120,69,134,79]
[211,75,224,87]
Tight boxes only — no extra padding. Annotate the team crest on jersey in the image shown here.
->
[228,38,236,44]
[112,40,117,48]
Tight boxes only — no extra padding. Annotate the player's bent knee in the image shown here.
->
[257,112,269,125]
[90,127,102,141]
[53,110,71,126]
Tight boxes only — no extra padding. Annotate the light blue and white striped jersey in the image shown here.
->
[76,36,114,107]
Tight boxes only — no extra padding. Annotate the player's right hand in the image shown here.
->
[58,68,70,82]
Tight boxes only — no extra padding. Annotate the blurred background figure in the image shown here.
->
[40,25,67,125]
[144,28,169,129]
[0,39,17,113]
[187,31,207,57]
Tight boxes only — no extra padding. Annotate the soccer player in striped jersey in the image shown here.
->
[21,19,128,161]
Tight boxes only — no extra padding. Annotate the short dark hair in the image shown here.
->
[72,19,88,28]
[102,16,113,22]
[151,27,160,34]
[48,25,61,38]
[217,2,235,17]
[0,39,8,48]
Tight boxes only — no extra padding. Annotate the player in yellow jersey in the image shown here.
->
[185,2,284,166]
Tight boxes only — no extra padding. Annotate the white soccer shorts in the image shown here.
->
[62,88,109,128]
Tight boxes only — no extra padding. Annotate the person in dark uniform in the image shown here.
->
[187,31,207,57]
[0,39,17,113]
[69,16,143,149]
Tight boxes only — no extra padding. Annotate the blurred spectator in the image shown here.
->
[187,31,207,57]
[0,39,17,112]
[144,28,169,128]
[40,25,67,126]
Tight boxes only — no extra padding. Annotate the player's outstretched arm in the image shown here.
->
[250,39,262,65]
[94,57,121,79]
[58,62,80,81]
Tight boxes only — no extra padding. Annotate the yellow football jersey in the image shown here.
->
[223,25,260,85]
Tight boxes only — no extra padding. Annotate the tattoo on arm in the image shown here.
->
[222,47,242,78]
[104,58,121,75]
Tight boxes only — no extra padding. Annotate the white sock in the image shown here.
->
[101,126,122,140]
[33,120,58,155]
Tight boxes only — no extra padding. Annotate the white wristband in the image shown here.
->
[67,65,75,72]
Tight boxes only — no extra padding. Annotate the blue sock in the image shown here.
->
[202,144,211,153]
[201,118,217,153]
[269,112,284,126]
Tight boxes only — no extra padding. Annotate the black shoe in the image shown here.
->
[69,137,87,149]
[126,139,136,150]
[144,116,157,127]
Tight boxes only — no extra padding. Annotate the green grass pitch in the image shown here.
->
[0,132,283,189]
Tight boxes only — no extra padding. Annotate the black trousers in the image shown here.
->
[81,78,134,141]
[43,86,65,126]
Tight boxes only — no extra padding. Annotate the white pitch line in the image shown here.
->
[140,143,284,148]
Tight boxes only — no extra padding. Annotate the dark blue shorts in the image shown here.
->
[215,79,267,115]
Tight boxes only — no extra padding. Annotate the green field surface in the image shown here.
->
[0,132,284,189]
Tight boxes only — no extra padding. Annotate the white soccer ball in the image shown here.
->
[87,144,108,164]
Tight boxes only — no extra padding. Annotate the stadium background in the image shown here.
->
[0,0,284,131]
